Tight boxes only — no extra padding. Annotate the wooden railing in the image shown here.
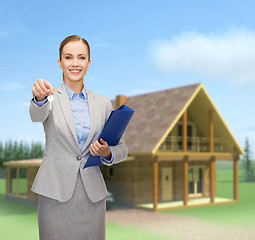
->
[158,136,231,152]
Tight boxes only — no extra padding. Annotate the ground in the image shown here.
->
[106,206,255,240]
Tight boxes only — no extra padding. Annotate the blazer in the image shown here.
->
[29,81,128,203]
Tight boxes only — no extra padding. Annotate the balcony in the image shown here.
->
[158,136,231,153]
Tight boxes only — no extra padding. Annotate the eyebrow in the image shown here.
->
[64,53,86,56]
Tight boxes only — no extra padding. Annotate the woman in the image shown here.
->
[29,35,128,240]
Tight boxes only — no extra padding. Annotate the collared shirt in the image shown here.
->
[32,82,113,163]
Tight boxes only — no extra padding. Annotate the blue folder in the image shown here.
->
[83,104,135,169]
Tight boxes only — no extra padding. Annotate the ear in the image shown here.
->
[58,59,63,70]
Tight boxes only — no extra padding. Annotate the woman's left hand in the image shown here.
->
[90,138,112,159]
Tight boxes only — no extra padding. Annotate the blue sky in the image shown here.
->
[0,0,254,155]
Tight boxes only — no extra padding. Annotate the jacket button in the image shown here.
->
[77,155,82,161]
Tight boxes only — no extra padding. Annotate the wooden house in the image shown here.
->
[100,82,244,211]
[4,82,244,211]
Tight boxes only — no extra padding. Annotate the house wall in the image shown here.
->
[27,167,39,201]
[100,161,135,206]
[174,161,210,200]
[101,157,211,206]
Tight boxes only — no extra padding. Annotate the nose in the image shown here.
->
[72,57,79,66]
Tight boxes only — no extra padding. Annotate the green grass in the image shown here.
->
[1,162,254,239]
[0,179,169,240]
[9,178,28,193]
[163,161,255,229]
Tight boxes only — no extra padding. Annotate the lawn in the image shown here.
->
[0,161,254,239]
[163,161,255,229]
[0,176,169,240]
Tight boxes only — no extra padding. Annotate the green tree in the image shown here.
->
[13,140,20,160]
[23,142,31,159]
[4,139,14,162]
[0,141,4,167]
[242,137,255,182]
[30,140,44,158]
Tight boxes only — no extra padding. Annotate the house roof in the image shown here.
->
[111,82,244,155]
[4,159,42,167]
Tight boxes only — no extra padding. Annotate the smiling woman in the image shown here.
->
[57,35,92,93]
[29,34,128,240]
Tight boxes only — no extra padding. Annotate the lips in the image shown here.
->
[69,69,81,75]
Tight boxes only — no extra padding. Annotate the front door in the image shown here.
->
[188,167,203,197]
[162,167,173,201]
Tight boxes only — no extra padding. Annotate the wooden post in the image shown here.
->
[233,158,238,201]
[183,110,187,152]
[6,167,12,195]
[233,147,239,201]
[183,157,188,206]
[209,109,214,152]
[16,167,20,195]
[153,161,158,211]
[210,157,216,203]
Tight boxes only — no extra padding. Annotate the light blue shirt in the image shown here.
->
[32,82,113,163]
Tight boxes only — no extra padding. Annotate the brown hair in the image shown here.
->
[59,35,91,81]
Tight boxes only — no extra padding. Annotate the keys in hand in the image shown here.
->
[48,94,54,110]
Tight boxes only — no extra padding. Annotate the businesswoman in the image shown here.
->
[29,35,128,240]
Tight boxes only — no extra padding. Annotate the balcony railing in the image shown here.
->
[158,136,231,152]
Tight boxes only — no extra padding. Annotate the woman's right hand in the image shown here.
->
[32,79,54,102]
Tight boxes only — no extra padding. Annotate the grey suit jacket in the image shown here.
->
[29,82,128,203]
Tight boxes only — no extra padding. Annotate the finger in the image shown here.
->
[91,145,99,156]
[44,80,54,94]
[90,148,95,156]
[91,143,99,152]
[38,79,50,96]
[95,140,102,148]
[32,85,40,96]
[100,138,107,145]
[35,81,47,96]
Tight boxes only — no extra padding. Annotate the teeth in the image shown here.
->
[70,70,80,72]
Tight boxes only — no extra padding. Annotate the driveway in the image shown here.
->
[106,206,255,240]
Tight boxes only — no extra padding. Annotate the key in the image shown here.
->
[48,94,54,110]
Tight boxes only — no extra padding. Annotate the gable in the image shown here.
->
[154,84,244,155]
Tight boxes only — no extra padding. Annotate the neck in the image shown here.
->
[64,79,84,93]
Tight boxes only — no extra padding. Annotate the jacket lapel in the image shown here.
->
[57,82,97,155]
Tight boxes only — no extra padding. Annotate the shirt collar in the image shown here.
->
[63,81,87,100]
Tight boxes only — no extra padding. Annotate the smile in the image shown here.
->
[69,69,81,75]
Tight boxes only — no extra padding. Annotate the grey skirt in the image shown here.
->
[37,169,106,240]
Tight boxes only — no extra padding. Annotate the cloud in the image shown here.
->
[0,82,25,91]
[149,28,255,87]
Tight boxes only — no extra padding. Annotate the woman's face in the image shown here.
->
[58,40,91,84]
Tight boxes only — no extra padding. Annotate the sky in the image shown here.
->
[0,0,254,156]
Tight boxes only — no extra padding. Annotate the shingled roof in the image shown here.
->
[110,82,201,153]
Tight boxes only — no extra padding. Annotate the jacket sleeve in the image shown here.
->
[29,95,50,122]
[100,97,128,166]
[33,95,48,107]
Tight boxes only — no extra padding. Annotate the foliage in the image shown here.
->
[0,139,44,178]
[241,137,255,182]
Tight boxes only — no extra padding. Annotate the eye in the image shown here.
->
[81,57,85,59]
[66,56,71,59]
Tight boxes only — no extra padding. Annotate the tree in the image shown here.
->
[242,137,255,182]
[0,141,4,167]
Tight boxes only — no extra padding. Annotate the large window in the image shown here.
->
[188,166,203,197]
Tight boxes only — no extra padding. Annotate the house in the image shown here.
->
[4,82,244,211]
